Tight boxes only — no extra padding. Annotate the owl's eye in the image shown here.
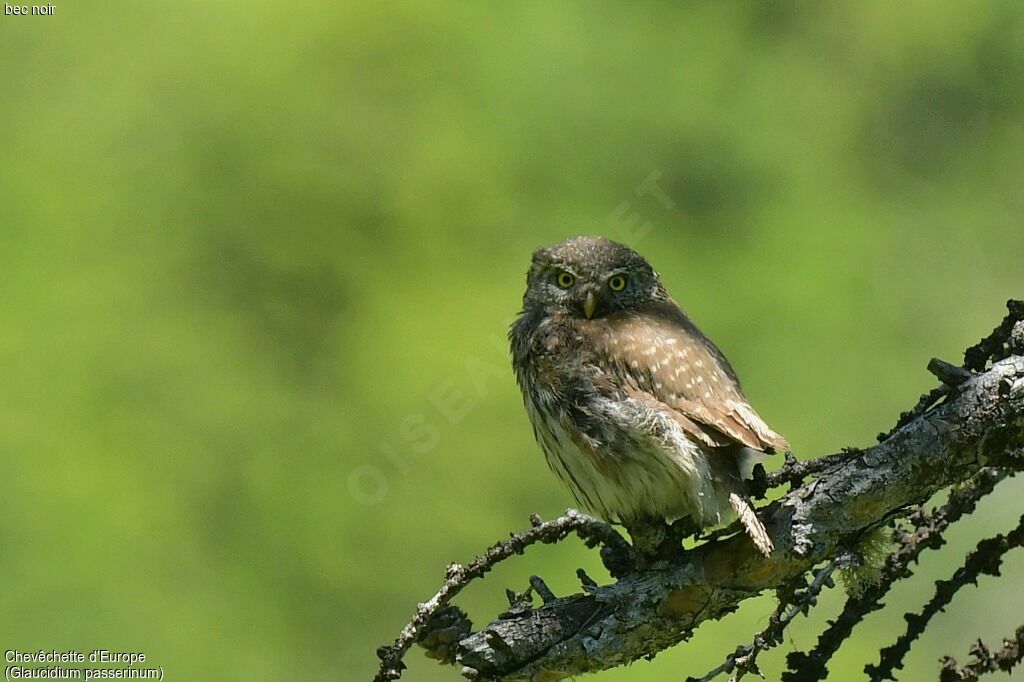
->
[608,274,628,292]
[555,271,575,289]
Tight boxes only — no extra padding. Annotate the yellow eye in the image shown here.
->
[556,271,575,289]
[608,274,627,292]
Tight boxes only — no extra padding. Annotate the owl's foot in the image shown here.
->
[626,518,685,569]
[669,516,702,543]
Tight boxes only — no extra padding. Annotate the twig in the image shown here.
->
[928,358,973,387]
[783,467,1013,682]
[865,512,1024,681]
[872,302,1024,446]
[939,625,1024,681]
[876,385,951,442]
[754,449,863,498]
[373,509,631,681]
[963,299,1024,371]
[687,563,836,682]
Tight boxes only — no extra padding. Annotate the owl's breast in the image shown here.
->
[521,388,620,520]
[518,377,730,527]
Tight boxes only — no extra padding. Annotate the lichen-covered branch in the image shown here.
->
[865,512,1024,681]
[375,302,1024,681]
[783,466,1013,682]
[688,563,837,682]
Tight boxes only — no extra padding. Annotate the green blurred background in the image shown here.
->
[2,1,1023,680]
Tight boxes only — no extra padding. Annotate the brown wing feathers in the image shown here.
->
[595,305,789,454]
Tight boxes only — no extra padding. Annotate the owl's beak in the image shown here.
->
[583,290,597,319]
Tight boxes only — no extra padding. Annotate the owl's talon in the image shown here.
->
[599,542,637,578]
[625,517,687,569]
[670,517,701,543]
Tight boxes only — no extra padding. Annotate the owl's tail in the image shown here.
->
[728,492,774,557]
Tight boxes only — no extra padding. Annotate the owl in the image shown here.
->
[509,236,788,557]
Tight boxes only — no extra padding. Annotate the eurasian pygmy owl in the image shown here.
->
[509,236,788,557]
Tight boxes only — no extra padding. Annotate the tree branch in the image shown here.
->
[375,301,1024,681]
[687,562,837,682]
[782,466,1014,682]
[939,625,1024,681]
[866,512,1024,680]
[373,510,632,681]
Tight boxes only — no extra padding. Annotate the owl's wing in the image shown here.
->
[595,301,790,454]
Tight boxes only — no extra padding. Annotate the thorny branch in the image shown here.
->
[782,466,1014,682]
[687,563,837,682]
[939,625,1024,681]
[865,513,1024,681]
[374,301,1024,681]
[373,510,633,681]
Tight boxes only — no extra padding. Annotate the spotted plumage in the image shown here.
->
[509,236,788,556]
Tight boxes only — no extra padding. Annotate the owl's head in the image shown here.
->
[522,236,666,319]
